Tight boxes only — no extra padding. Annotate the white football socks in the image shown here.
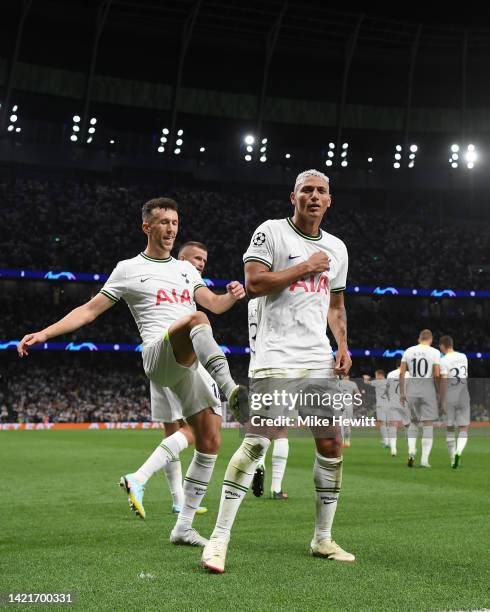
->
[456,431,468,455]
[380,424,389,445]
[212,435,270,540]
[271,438,289,493]
[421,426,433,464]
[446,432,456,461]
[407,423,418,457]
[163,459,184,508]
[190,324,237,399]
[314,453,342,542]
[175,450,217,530]
[388,425,398,454]
[133,430,188,484]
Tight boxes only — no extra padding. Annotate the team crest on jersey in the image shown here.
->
[289,274,329,294]
[156,288,192,305]
[252,232,266,246]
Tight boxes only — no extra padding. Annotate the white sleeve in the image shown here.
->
[401,349,409,364]
[331,240,348,293]
[100,262,127,303]
[432,348,440,365]
[243,221,274,270]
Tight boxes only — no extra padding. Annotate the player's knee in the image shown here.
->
[316,435,342,458]
[195,430,220,454]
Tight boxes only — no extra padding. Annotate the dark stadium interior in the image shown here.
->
[0,1,489,423]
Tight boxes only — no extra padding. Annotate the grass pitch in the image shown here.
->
[1,429,489,611]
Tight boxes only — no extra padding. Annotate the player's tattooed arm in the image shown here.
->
[194,282,245,314]
[17,293,115,357]
[327,292,352,375]
[245,252,330,298]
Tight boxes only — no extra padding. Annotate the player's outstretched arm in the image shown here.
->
[17,293,115,357]
[194,281,245,314]
[327,292,352,375]
[399,362,407,406]
[245,252,330,298]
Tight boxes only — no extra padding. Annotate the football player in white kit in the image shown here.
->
[439,335,470,469]
[249,298,290,499]
[386,360,411,457]
[368,370,391,448]
[18,197,248,548]
[400,329,441,468]
[338,374,361,447]
[202,169,355,573]
[133,241,245,515]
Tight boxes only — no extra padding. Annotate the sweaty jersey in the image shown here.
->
[370,378,390,408]
[247,298,258,376]
[387,368,411,406]
[100,252,206,345]
[243,217,348,370]
[440,351,469,404]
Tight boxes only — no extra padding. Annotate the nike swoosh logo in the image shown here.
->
[225,495,239,500]
[140,277,151,282]
[288,255,301,260]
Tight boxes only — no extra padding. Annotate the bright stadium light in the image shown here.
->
[262,138,268,144]
[174,148,181,155]
[451,162,458,168]
[199,146,205,152]
[109,139,115,144]
[15,127,21,133]
[245,154,252,161]
[73,125,80,132]
[451,144,459,153]
[410,144,418,153]
[341,160,348,167]
[70,134,77,142]
[157,146,165,153]
[9,114,17,122]
[327,151,334,158]
[260,155,267,163]
[468,143,475,151]
[88,127,95,134]
[408,161,414,168]
[90,117,97,125]
[328,142,335,149]
[246,145,253,153]
[466,150,477,163]
[73,115,80,123]
[368,157,373,163]
[325,159,333,167]
[452,153,458,160]
[409,153,415,160]
[86,137,93,144]
[244,134,254,145]
[342,142,349,149]
[162,128,169,135]
[12,105,18,112]
[467,162,474,169]
[7,125,14,132]
[260,146,266,153]
[396,145,402,152]
[176,138,183,146]
[393,162,400,169]
[160,136,167,143]
[177,129,184,136]
[285,153,291,159]
[341,151,347,158]
[395,153,401,160]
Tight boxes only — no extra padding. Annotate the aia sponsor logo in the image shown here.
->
[155,288,193,305]
[289,274,329,294]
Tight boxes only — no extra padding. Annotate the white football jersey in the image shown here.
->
[440,351,469,402]
[371,378,390,408]
[100,252,206,345]
[338,378,360,396]
[243,218,348,370]
[387,368,411,405]
[247,298,259,376]
[401,344,440,378]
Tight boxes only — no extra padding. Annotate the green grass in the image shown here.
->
[1,429,489,611]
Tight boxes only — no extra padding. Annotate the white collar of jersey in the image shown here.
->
[140,252,172,263]
[286,217,322,241]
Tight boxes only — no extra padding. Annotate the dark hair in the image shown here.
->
[439,335,454,349]
[178,241,208,256]
[142,197,178,221]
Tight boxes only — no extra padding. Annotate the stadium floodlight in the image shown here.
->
[260,146,266,153]
[73,125,80,132]
[394,153,401,160]
[451,162,458,168]
[86,137,93,143]
[341,160,348,167]
[467,162,474,169]
[395,145,402,152]
[246,145,253,153]
[328,142,335,149]
[260,155,267,162]
[325,159,333,166]
[162,128,169,135]
[262,138,268,144]
[451,144,459,153]
[393,162,400,168]
[342,142,349,149]
[327,151,334,158]
[368,157,373,163]
[245,154,252,161]
[451,153,458,160]
[109,139,115,144]
[468,144,475,151]
[466,150,477,163]
[157,146,165,153]
[160,136,167,143]
[177,129,184,136]
[174,148,181,154]
[70,134,77,142]
[341,151,347,158]
[73,115,80,123]
[88,127,95,134]
[409,153,415,160]
[199,146,205,152]
[244,134,255,145]
[7,125,14,132]
[90,117,97,125]
[285,153,291,159]
[408,161,414,168]
[176,138,183,146]
[12,105,18,112]
[15,127,21,133]
[9,114,17,122]
[410,144,418,153]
